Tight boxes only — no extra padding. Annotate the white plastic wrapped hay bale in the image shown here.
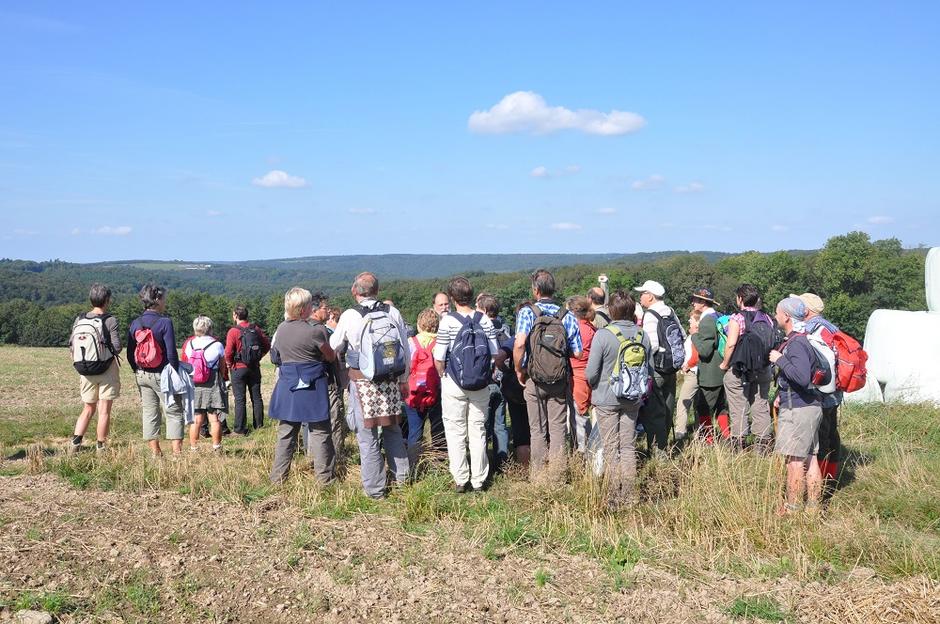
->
[844,309,940,405]
[926,247,940,313]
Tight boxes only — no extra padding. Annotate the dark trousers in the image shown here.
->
[817,406,840,463]
[639,372,677,451]
[231,366,264,432]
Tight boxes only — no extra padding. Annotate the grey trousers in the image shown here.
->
[136,370,184,441]
[271,420,335,485]
[329,383,347,464]
[595,404,639,503]
[348,382,410,499]
[524,378,569,483]
[723,369,772,439]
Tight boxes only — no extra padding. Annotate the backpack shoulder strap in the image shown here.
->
[646,309,664,321]
[471,311,484,325]
[528,303,542,319]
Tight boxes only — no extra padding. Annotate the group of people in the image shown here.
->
[69,268,849,513]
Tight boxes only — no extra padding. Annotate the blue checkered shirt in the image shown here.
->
[515,300,582,367]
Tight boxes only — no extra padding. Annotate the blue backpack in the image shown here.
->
[445,311,492,391]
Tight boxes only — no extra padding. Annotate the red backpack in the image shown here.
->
[406,336,440,410]
[831,331,868,393]
[810,326,868,393]
[133,318,164,369]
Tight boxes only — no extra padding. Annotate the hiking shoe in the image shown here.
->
[95,441,107,453]
[455,482,468,494]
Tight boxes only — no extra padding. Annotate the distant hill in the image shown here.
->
[0,251,732,305]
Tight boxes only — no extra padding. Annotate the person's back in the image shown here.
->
[224,306,270,435]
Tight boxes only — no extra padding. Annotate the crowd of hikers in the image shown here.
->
[68,269,867,514]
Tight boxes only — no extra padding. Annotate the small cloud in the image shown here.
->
[597,207,617,215]
[551,222,583,231]
[12,228,38,236]
[95,225,132,236]
[867,215,894,224]
[468,91,646,136]
[348,207,376,215]
[659,222,675,228]
[530,164,582,179]
[252,170,308,188]
[701,224,732,232]
[631,174,666,191]
[675,181,705,193]
[485,223,509,231]
[771,224,789,232]
[70,228,81,236]
[207,210,224,217]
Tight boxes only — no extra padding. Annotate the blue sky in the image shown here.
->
[1,2,938,262]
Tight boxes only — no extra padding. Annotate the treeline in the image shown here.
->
[0,232,926,348]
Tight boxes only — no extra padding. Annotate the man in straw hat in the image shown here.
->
[689,288,731,442]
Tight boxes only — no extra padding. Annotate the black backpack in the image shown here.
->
[647,309,686,375]
[730,310,776,381]
[238,324,264,367]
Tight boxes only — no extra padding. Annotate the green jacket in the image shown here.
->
[691,313,724,387]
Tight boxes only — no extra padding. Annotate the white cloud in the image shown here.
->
[348,207,376,215]
[530,164,582,179]
[551,222,582,231]
[95,226,132,236]
[468,91,646,136]
[867,215,894,224]
[251,170,308,188]
[597,207,617,215]
[485,223,509,230]
[631,174,665,191]
[771,224,789,232]
[675,181,705,193]
[12,228,38,236]
[207,210,224,217]
[70,228,81,236]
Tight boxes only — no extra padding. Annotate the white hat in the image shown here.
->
[633,280,665,298]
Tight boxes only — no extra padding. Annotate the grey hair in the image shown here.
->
[530,269,556,297]
[192,315,213,336]
[89,283,112,308]
[352,272,379,297]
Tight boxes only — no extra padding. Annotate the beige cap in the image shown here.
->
[798,292,824,314]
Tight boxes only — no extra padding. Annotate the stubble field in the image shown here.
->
[0,346,938,623]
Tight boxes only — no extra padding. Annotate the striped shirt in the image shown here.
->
[433,311,500,363]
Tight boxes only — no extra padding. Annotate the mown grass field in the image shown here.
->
[0,346,938,623]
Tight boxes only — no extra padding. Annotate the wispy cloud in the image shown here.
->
[485,223,509,231]
[675,181,705,193]
[530,164,581,179]
[348,207,376,215]
[631,174,665,191]
[12,228,38,237]
[207,210,224,217]
[90,226,133,236]
[597,207,617,215]
[551,222,583,231]
[469,91,646,136]
[867,215,894,224]
[252,170,308,188]
[771,224,789,232]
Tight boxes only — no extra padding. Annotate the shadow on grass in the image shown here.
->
[835,444,874,492]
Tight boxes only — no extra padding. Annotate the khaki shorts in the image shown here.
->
[79,359,121,404]
[774,404,822,459]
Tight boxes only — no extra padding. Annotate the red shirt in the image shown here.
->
[570,319,596,372]
[224,321,271,370]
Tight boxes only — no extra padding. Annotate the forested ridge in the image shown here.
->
[0,232,926,348]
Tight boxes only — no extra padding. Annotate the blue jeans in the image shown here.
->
[486,384,509,468]
[403,402,445,465]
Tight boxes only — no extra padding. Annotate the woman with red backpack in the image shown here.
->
[404,308,445,467]
[182,315,228,453]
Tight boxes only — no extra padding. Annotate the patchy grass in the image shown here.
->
[726,595,790,621]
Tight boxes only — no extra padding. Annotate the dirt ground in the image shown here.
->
[0,473,937,624]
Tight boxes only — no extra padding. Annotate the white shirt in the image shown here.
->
[329,298,411,382]
[433,310,501,363]
[184,335,225,368]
